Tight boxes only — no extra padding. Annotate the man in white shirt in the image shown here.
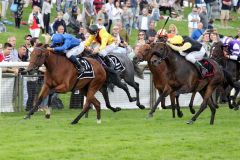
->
[105,0,114,32]
[188,7,200,37]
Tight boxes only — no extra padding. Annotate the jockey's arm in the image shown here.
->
[99,36,108,51]
[84,35,95,47]
[53,39,72,52]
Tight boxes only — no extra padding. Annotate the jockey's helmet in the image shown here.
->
[52,34,64,45]
[168,35,184,45]
[221,37,232,47]
[88,24,99,35]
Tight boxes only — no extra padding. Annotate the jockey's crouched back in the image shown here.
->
[48,33,85,73]
[167,35,208,78]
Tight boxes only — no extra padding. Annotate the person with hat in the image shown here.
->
[84,24,117,71]
[167,35,208,77]
[222,36,240,61]
[47,33,85,73]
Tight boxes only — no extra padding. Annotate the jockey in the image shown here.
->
[222,37,240,61]
[167,35,208,78]
[48,33,85,73]
[84,24,117,70]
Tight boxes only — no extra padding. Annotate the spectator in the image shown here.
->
[209,30,220,45]
[159,0,174,17]
[0,43,12,62]
[76,26,86,41]
[139,0,148,13]
[198,31,211,57]
[129,0,138,29]
[146,21,157,43]
[105,0,114,32]
[137,8,151,32]
[168,24,178,38]
[121,4,133,35]
[29,37,40,53]
[28,5,44,38]
[188,7,200,36]
[136,31,147,45]
[116,21,129,43]
[112,25,124,45]
[23,34,32,60]
[93,0,105,14]
[199,6,208,30]
[220,0,232,28]
[42,0,52,34]
[96,16,105,29]
[72,1,78,19]
[84,0,95,27]
[16,45,28,62]
[76,8,84,27]
[97,4,109,29]
[8,36,18,62]
[52,12,67,33]
[32,0,41,8]
[112,0,123,25]
[191,22,205,40]
[204,0,216,19]
[64,0,73,13]
[14,0,24,28]
[56,0,62,12]
[56,25,65,34]
[208,18,214,30]
[1,0,9,20]
[63,8,71,26]
[151,2,160,22]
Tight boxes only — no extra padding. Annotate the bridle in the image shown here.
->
[29,47,50,71]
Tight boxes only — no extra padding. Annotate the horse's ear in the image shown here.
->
[43,44,49,48]
[36,43,43,47]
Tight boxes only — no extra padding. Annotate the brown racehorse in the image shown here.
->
[24,46,106,124]
[136,42,226,125]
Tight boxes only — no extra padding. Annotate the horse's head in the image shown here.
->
[134,44,152,63]
[27,45,49,74]
[210,41,225,64]
[149,42,169,66]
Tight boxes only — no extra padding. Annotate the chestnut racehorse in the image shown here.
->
[24,46,106,124]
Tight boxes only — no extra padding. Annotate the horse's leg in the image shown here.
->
[170,93,176,118]
[71,100,91,124]
[91,97,102,124]
[125,81,145,109]
[113,79,136,102]
[99,86,121,112]
[161,97,166,109]
[187,85,216,125]
[207,97,217,125]
[45,92,54,119]
[24,84,50,119]
[188,92,196,114]
[175,94,183,118]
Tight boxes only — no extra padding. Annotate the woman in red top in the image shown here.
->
[28,6,44,38]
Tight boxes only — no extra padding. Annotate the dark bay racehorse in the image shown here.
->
[136,42,226,125]
[24,46,106,124]
[211,41,240,110]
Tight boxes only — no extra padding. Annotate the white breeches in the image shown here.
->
[99,43,117,57]
[185,46,206,63]
[66,43,85,58]
[29,28,41,38]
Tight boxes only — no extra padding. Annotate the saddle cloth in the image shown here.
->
[77,58,95,79]
[108,55,125,72]
[199,59,214,78]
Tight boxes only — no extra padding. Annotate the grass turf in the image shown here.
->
[0,107,239,160]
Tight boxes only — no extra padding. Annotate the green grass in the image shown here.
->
[0,107,240,160]
[0,6,239,47]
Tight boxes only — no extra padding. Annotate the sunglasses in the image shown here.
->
[26,38,31,40]
[139,34,145,36]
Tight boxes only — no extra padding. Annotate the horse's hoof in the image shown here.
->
[71,120,78,125]
[234,106,239,111]
[215,104,219,109]
[45,114,51,119]
[24,115,30,119]
[186,120,194,125]
[138,104,145,110]
[114,107,121,112]
[97,119,101,124]
[146,113,153,119]
[190,109,196,114]
[177,111,183,118]
[130,97,137,102]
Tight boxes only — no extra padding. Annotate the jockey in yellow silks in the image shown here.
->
[84,24,117,69]
[167,35,208,78]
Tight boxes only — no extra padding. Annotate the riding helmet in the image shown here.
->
[168,35,184,45]
[51,34,64,44]
[88,24,99,35]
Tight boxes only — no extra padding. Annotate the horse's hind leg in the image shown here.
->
[170,93,176,118]
[208,97,216,125]
[91,97,102,124]
[175,94,183,118]
[71,100,91,124]
[99,86,121,112]
[24,84,50,119]
[126,81,145,109]
[188,92,196,114]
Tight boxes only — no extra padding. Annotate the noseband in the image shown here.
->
[30,47,49,70]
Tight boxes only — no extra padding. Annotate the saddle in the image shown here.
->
[76,58,95,79]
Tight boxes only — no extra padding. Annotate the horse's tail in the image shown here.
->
[223,69,240,88]
[132,60,144,79]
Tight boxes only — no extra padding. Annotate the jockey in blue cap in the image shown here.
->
[222,37,240,61]
[48,33,85,72]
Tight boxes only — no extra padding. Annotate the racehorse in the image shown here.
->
[81,49,145,110]
[136,42,226,125]
[24,45,106,124]
[210,41,240,110]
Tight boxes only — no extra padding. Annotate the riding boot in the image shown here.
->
[68,55,85,73]
[194,61,208,78]
[104,55,116,73]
